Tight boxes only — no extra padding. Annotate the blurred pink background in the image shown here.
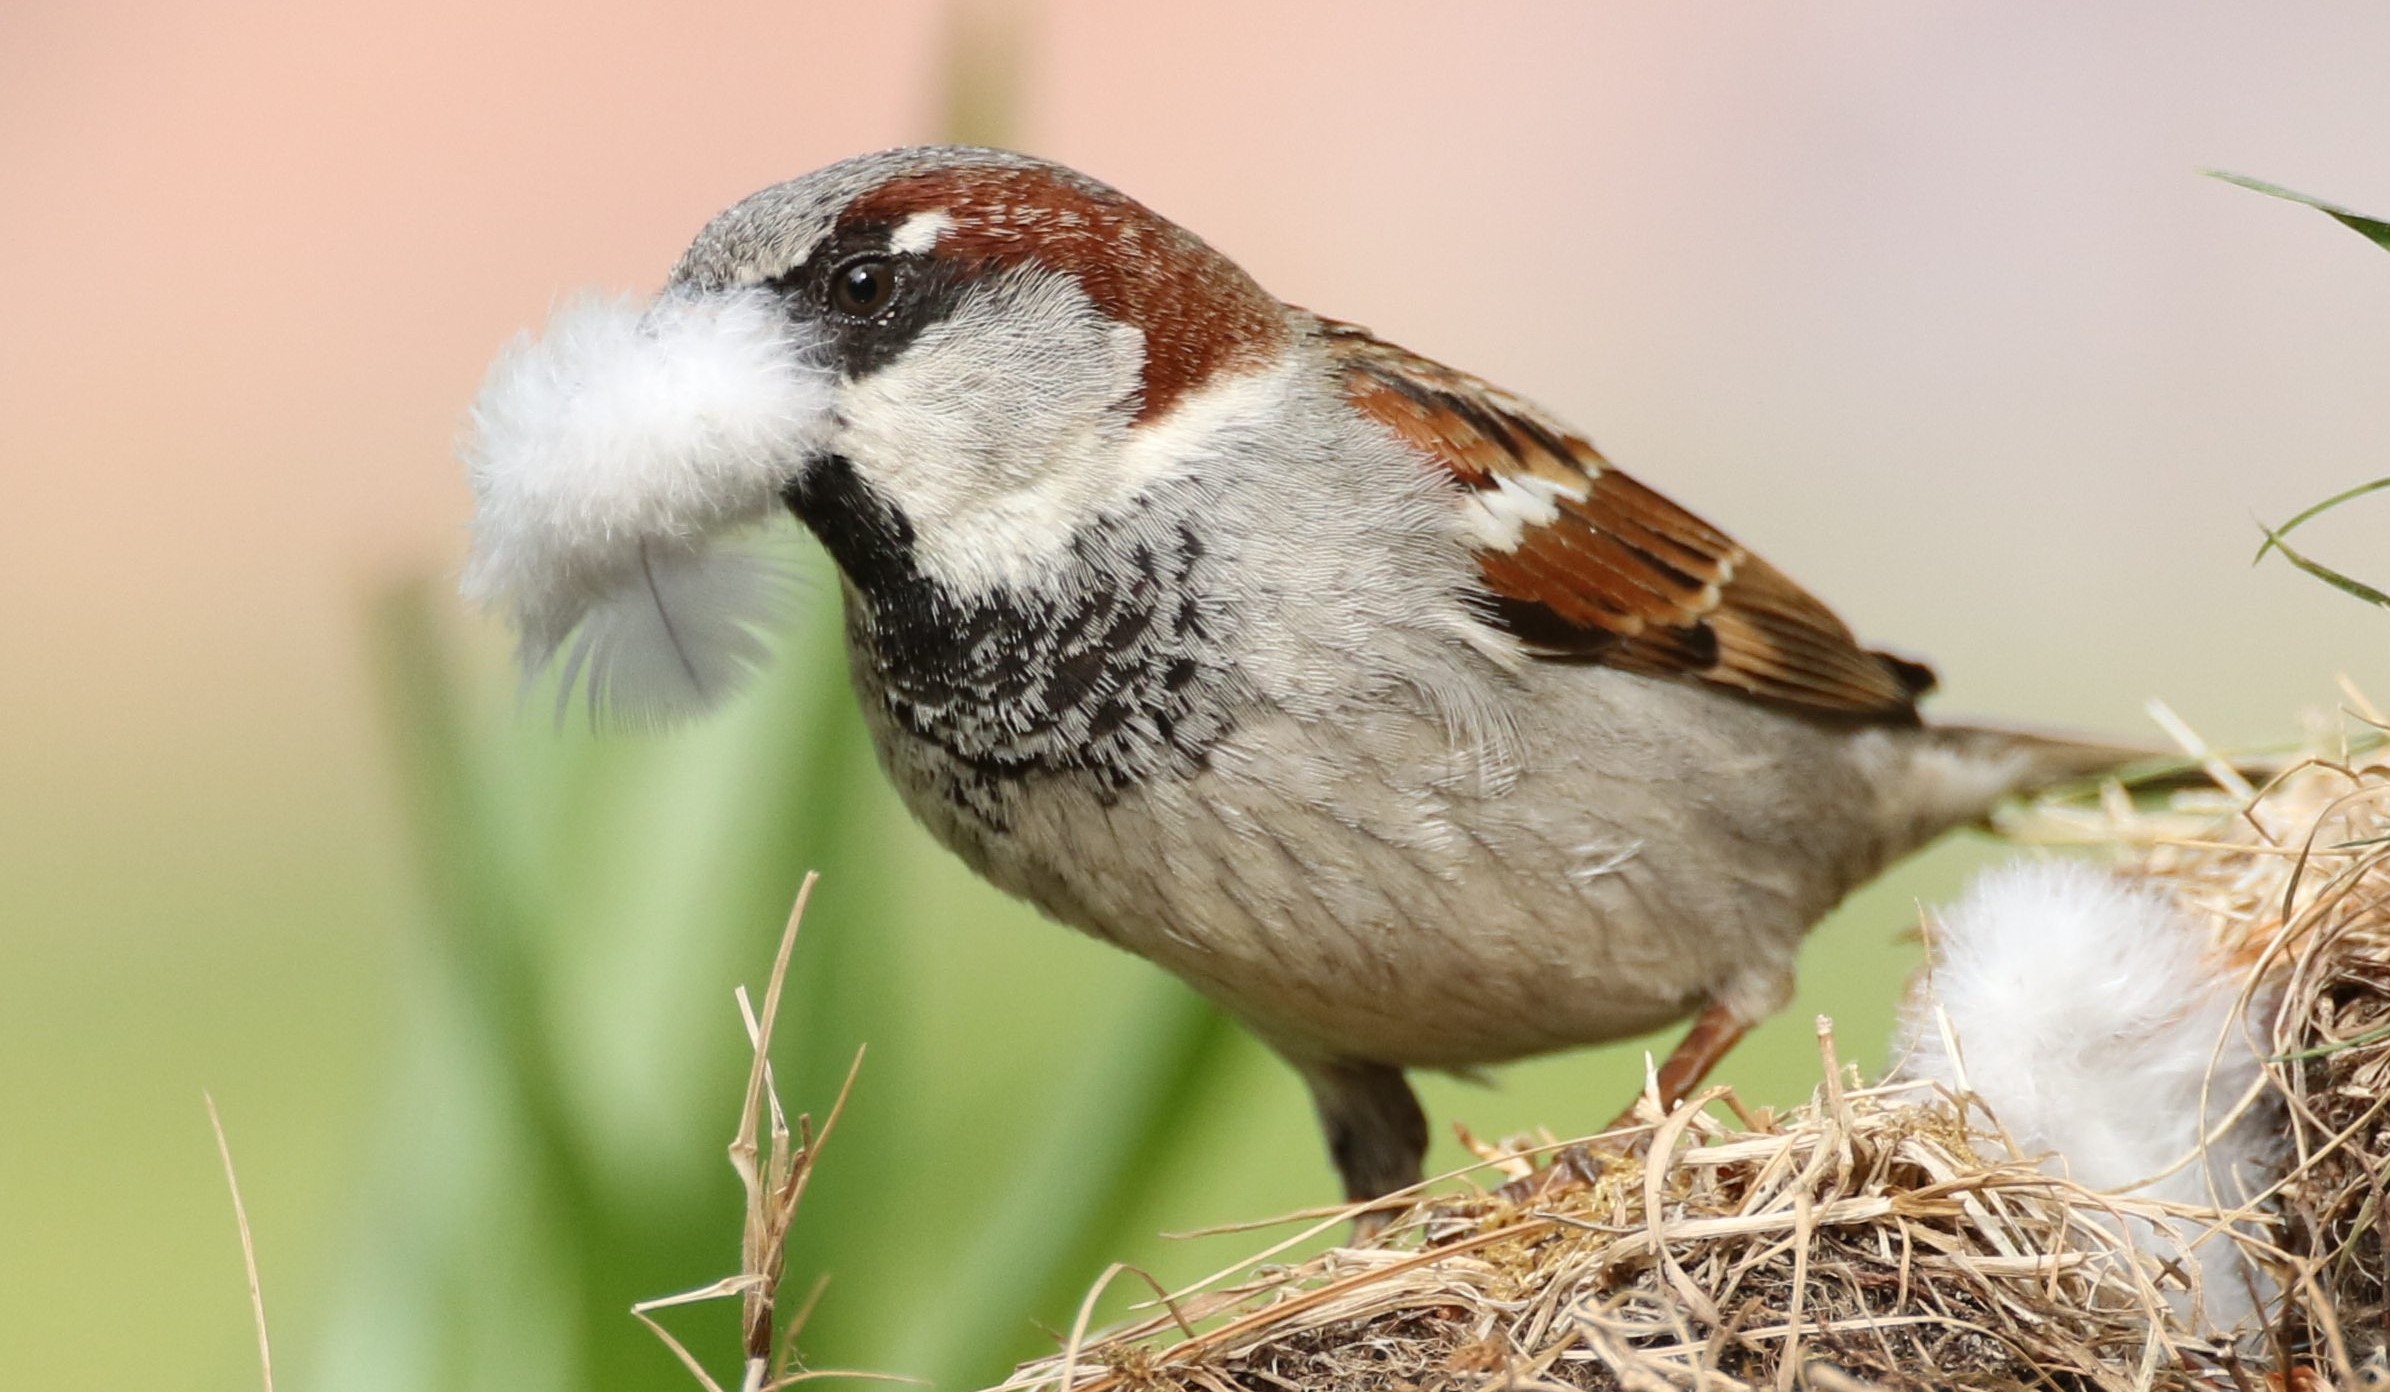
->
[4,2,2386,1383]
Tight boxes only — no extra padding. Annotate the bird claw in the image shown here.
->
[1491,1135,1628,1208]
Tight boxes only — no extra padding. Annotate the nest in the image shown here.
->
[996,696,2390,1392]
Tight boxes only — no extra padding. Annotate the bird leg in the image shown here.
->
[1498,999,1753,1204]
[1299,1058,1427,1242]
[1626,997,1751,1128]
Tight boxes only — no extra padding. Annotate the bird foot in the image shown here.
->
[1484,1084,1671,1208]
[1347,1200,1406,1244]
[1491,1129,1638,1208]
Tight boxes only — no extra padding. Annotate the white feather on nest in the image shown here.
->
[458,287,836,726]
[1895,859,2283,1335]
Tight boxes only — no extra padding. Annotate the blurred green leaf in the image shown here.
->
[371,581,617,1300]
[381,591,742,1385]
[910,985,1244,1384]
[937,0,1030,149]
[2209,169,2390,253]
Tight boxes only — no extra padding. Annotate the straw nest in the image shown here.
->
[997,694,2390,1392]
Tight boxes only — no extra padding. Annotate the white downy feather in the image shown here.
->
[1893,860,2282,1335]
[458,287,835,725]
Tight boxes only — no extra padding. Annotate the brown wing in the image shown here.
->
[1326,320,1933,721]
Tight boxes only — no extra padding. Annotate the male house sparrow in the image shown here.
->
[462,146,2142,1218]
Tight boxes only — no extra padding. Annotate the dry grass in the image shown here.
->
[635,873,881,1392]
[207,1091,277,1392]
[992,690,2390,1392]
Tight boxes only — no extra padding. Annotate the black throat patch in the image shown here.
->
[784,456,1233,828]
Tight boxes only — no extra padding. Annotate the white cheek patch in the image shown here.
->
[830,270,1157,595]
[458,287,836,726]
[1457,470,1588,551]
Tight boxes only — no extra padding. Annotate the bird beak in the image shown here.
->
[457,285,837,725]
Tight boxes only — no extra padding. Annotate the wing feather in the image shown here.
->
[1326,320,1932,720]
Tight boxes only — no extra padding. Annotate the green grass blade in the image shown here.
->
[2209,169,2390,254]
[2253,475,2390,563]
[2272,1017,2390,1062]
[2253,522,2390,609]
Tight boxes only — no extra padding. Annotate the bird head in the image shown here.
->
[461,145,1288,723]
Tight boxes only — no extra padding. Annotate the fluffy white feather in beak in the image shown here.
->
[1894,860,2283,1334]
[459,287,835,725]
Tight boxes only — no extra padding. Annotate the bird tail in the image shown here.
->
[1875,721,2211,860]
[1929,721,2181,795]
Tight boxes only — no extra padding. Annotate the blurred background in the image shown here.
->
[5,3,2387,1388]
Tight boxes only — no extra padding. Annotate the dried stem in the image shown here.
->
[205,1092,276,1392]
[636,874,884,1392]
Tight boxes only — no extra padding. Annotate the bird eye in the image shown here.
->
[830,257,899,317]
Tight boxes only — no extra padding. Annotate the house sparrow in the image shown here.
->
[462,145,2146,1222]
